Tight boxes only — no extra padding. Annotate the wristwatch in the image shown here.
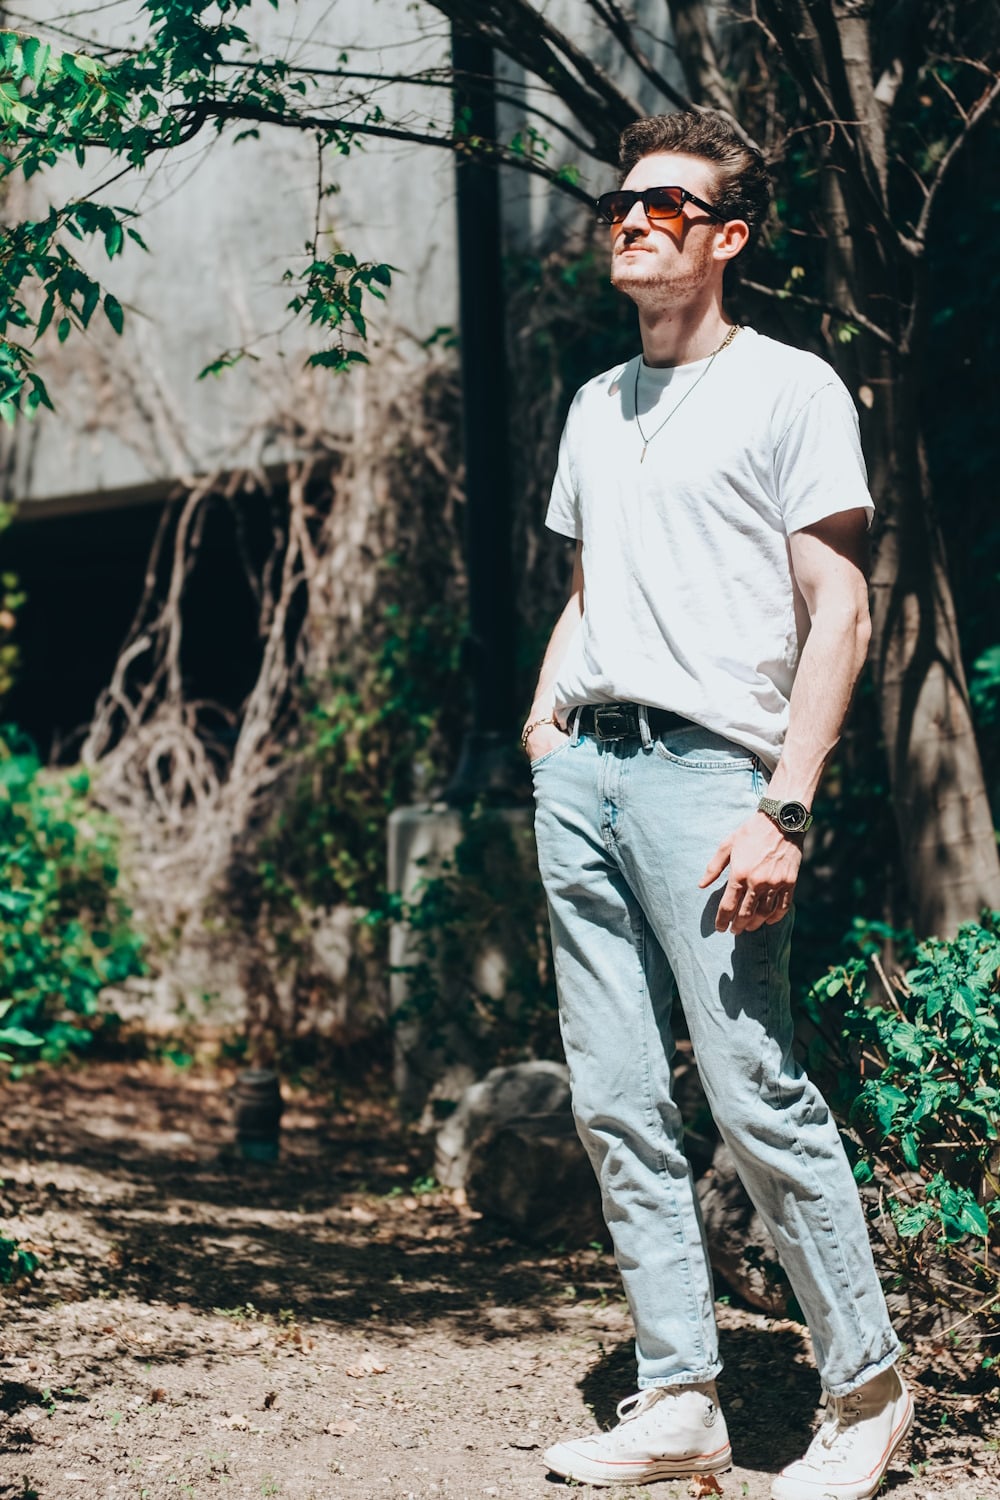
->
[757,796,814,833]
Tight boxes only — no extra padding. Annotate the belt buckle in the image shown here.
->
[593,703,637,741]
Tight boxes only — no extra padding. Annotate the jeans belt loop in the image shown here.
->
[638,702,653,752]
[569,706,582,746]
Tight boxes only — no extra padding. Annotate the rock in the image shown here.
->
[697,1141,789,1315]
[434,1061,572,1189]
[465,1110,607,1248]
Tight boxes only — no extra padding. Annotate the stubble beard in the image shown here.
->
[610,239,715,313]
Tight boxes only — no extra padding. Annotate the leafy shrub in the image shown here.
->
[0,726,144,1066]
[809,915,1000,1322]
[256,595,463,916]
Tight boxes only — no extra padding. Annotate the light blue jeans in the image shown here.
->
[532,722,900,1396]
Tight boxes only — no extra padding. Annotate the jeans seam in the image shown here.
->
[654,748,755,771]
[634,904,710,1371]
[765,923,869,1362]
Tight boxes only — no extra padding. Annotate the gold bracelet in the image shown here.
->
[520,715,555,751]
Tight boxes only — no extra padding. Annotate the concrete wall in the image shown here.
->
[1,0,683,508]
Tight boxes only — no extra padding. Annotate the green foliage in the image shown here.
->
[0,1230,39,1285]
[1,2,583,415]
[286,251,394,373]
[0,728,145,1066]
[256,592,462,917]
[0,11,396,412]
[810,916,1000,1317]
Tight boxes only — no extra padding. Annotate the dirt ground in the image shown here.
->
[1,1059,998,1500]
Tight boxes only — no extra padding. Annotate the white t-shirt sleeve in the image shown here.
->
[544,403,582,540]
[773,381,874,534]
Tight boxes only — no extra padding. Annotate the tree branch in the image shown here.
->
[203,99,597,204]
[753,0,898,249]
[428,0,643,162]
[913,68,1000,249]
[664,0,738,122]
[740,277,897,349]
[582,0,693,113]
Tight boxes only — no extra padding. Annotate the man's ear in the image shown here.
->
[715,218,750,263]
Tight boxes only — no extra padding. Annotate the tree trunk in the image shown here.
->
[815,6,1000,934]
[866,369,1000,935]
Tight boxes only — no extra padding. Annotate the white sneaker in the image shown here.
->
[543,1383,732,1487]
[771,1365,914,1500]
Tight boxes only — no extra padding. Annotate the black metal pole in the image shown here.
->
[444,25,523,803]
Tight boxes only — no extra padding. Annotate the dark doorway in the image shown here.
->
[2,486,284,762]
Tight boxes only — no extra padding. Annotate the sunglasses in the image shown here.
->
[595,186,725,226]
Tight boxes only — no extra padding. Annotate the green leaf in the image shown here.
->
[868,1082,909,1134]
[22,36,51,84]
[104,220,124,258]
[103,293,124,335]
[0,1026,44,1049]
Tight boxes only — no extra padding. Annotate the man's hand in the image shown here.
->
[699,812,802,933]
[525,719,570,764]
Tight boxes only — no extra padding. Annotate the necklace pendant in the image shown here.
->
[640,444,647,464]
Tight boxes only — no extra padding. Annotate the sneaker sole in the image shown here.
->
[544,1439,733,1487]
[771,1394,915,1500]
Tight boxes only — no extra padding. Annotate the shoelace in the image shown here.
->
[615,1389,670,1424]
[804,1392,865,1464]
[615,1386,716,1427]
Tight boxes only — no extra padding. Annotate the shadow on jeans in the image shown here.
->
[578,1320,819,1471]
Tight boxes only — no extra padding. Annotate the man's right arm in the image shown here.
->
[522,540,584,762]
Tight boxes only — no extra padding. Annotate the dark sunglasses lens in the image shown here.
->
[596,192,634,224]
[645,187,684,219]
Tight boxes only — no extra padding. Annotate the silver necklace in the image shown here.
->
[634,325,742,463]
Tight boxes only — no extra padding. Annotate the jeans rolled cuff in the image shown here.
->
[822,1340,903,1397]
[637,1362,723,1391]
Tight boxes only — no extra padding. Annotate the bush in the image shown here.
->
[0,726,144,1066]
[809,915,1000,1323]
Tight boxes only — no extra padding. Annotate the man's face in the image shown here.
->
[609,151,728,309]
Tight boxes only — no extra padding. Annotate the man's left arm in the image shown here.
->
[700,507,872,934]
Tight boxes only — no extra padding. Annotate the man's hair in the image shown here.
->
[618,112,771,251]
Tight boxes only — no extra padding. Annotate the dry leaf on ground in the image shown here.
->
[688,1475,724,1498]
[326,1418,359,1436]
[345,1351,390,1378]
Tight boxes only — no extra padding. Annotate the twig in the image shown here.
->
[739,278,897,350]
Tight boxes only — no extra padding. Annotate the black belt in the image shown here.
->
[574,703,691,742]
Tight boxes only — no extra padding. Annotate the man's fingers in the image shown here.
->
[699,839,733,889]
[715,877,752,931]
[762,890,793,925]
[729,885,761,933]
[718,884,794,933]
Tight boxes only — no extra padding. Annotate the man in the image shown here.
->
[523,112,913,1500]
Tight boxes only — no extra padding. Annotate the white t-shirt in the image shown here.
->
[544,327,874,769]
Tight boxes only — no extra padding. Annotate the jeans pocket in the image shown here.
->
[530,740,572,772]
[654,726,756,772]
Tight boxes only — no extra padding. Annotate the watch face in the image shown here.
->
[777,801,809,832]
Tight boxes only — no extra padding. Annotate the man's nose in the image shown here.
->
[620,198,650,233]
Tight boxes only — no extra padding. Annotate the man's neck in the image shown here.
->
[638,297,732,369]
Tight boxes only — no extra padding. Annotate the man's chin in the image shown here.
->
[611,264,664,296]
